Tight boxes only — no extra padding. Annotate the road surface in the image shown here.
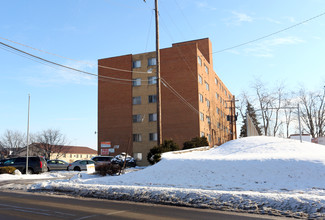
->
[0,191,284,220]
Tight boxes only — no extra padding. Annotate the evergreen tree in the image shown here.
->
[240,102,262,137]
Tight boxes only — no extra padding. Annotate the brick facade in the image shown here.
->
[98,38,236,165]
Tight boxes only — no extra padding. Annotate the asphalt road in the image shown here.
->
[0,191,284,220]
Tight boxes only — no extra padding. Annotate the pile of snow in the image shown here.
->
[28,136,325,218]
[0,172,67,182]
[54,136,325,192]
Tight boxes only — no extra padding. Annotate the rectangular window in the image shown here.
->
[134,153,142,161]
[208,134,211,143]
[148,57,157,66]
[149,133,157,141]
[206,99,210,108]
[149,95,157,103]
[148,76,157,85]
[216,107,220,114]
[215,78,218,85]
[132,78,141,87]
[149,113,157,122]
[205,81,209,91]
[206,116,211,124]
[199,93,203,103]
[133,60,141,68]
[200,132,205,137]
[198,75,203,84]
[198,56,202,66]
[200,112,204,121]
[133,134,142,142]
[132,96,141,105]
[133,114,142,123]
[204,64,209,74]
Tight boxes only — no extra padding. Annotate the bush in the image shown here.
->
[147,139,180,165]
[0,166,16,174]
[95,163,121,176]
[183,136,209,150]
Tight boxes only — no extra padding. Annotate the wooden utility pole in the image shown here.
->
[155,0,162,146]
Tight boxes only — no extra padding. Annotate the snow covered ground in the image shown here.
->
[2,136,325,218]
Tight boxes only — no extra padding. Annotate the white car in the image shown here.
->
[68,160,95,171]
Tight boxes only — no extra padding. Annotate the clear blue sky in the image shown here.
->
[1,0,324,150]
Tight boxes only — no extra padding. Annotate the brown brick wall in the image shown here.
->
[98,55,133,155]
[161,42,200,147]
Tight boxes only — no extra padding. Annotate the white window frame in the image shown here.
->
[204,64,209,74]
[148,57,157,66]
[132,114,143,123]
[149,95,157,103]
[149,133,158,141]
[149,113,157,122]
[198,56,202,66]
[133,134,142,142]
[133,60,141,68]
[200,112,204,121]
[206,98,210,108]
[132,96,141,105]
[198,75,203,84]
[132,78,141,87]
[205,81,209,91]
[199,93,203,103]
[148,76,157,85]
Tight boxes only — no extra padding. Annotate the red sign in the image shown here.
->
[101,148,110,155]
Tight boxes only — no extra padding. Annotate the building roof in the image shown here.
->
[31,143,97,154]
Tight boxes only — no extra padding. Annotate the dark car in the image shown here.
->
[0,156,48,174]
[47,159,69,171]
[91,156,114,165]
[111,153,136,168]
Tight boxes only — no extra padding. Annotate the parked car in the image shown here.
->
[91,156,114,166]
[47,159,69,171]
[0,156,47,174]
[111,153,136,168]
[67,160,95,171]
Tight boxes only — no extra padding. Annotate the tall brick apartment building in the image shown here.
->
[98,38,236,165]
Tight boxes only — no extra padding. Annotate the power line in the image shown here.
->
[0,36,150,74]
[0,41,143,84]
[213,11,325,54]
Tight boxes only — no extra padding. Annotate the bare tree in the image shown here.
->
[283,96,294,138]
[35,129,69,159]
[253,79,274,136]
[0,130,26,155]
[271,83,285,136]
[297,87,325,138]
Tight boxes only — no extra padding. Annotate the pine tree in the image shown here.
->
[240,102,262,137]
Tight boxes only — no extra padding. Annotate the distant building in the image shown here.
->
[289,134,312,142]
[98,38,236,165]
[15,143,97,162]
[312,137,325,145]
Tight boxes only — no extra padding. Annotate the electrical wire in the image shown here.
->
[0,41,145,84]
[213,11,325,54]
[161,77,199,114]
[0,36,150,75]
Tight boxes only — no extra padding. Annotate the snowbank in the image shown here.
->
[28,137,325,218]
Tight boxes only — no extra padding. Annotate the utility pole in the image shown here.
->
[155,0,162,146]
[26,94,30,174]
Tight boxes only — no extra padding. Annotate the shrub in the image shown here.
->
[0,166,16,174]
[183,136,209,150]
[95,163,121,176]
[147,139,180,165]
